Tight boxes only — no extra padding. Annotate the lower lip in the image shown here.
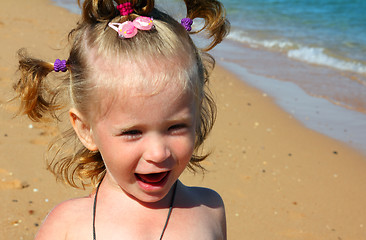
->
[135,172,170,191]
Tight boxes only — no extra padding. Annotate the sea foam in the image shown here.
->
[227,30,294,50]
[288,47,366,74]
[227,29,366,76]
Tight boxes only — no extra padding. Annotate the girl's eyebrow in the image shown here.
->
[167,115,194,124]
[112,114,193,130]
[163,110,195,124]
[112,123,142,132]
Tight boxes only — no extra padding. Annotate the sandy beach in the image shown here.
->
[1,0,366,239]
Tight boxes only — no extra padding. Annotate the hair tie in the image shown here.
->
[117,2,134,16]
[54,59,67,72]
[181,18,193,32]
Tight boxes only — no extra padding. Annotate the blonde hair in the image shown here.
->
[13,0,230,188]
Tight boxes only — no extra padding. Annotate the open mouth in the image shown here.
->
[135,171,170,185]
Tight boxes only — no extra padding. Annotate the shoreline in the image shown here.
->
[212,40,366,156]
[1,0,366,239]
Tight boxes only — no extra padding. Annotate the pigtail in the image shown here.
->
[183,0,230,51]
[78,0,155,24]
[14,49,62,122]
[78,0,116,23]
[128,0,155,15]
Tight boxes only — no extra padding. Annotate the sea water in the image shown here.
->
[224,0,366,74]
[51,0,366,153]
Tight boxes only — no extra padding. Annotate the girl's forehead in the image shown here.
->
[85,49,199,121]
[118,83,191,107]
[91,68,195,120]
[94,81,194,123]
[89,52,194,94]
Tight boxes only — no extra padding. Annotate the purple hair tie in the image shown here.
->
[181,18,193,32]
[54,59,67,72]
[117,2,134,16]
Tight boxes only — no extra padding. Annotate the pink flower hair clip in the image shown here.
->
[108,16,154,38]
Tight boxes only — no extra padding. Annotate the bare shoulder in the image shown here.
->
[35,196,93,240]
[181,183,224,207]
[176,181,227,239]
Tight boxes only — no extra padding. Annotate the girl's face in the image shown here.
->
[87,85,196,203]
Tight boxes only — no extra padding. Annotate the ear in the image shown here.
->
[69,108,98,151]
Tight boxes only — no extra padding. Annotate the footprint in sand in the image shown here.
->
[0,168,28,190]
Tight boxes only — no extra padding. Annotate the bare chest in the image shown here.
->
[66,206,222,240]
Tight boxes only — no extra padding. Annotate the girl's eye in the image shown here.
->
[168,124,189,134]
[120,130,142,140]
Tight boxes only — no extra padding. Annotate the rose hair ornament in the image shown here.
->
[53,59,67,72]
[117,2,134,16]
[108,16,154,38]
[181,18,193,32]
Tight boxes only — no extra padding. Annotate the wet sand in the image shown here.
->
[1,0,366,239]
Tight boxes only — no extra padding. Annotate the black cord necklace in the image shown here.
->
[92,181,177,240]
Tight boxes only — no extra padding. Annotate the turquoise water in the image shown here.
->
[222,0,366,75]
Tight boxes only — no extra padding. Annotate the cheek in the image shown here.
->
[98,143,141,185]
[93,133,137,172]
[174,135,195,163]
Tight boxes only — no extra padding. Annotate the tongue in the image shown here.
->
[136,172,168,183]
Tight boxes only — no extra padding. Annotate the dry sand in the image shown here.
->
[1,0,366,239]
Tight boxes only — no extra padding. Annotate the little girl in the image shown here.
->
[14,0,229,239]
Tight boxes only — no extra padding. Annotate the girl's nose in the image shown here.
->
[142,135,171,163]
